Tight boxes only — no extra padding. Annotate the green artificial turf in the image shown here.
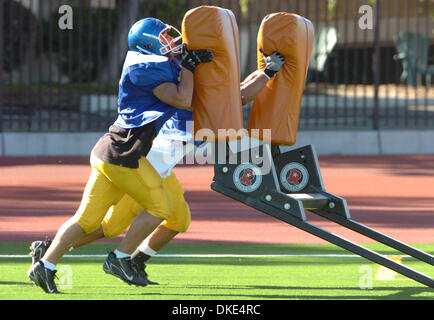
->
[0,242,432,300]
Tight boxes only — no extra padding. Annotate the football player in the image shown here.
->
[27,17,213,293]
[29,41,285,287]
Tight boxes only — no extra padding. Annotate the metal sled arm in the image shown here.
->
[211,142,434,288]
[211,182,434,288]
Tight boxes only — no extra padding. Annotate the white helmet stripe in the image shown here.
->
[142,32,160,40]
[136,45,154,55]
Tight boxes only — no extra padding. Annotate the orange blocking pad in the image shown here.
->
[248,13,314,146]
[182,6,244,141]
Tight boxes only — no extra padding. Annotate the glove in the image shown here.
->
[177,43,214,72]
[260,50,285,79]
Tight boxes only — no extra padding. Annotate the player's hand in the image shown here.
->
[177,43,214,72]
[260,49,285,79]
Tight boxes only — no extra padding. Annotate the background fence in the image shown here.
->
[1,0,433,133]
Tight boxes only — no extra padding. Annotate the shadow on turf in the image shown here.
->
[178,285,434,300]
[7,282,432,299]
[85,284,433,300]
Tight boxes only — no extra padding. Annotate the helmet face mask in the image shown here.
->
[158,25,183,56]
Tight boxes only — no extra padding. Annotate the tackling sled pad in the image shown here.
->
[247,13,314,146]
[182,6,244,141]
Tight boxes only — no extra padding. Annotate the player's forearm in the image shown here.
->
[152,68,194,110]
[175,68,194,110]
[240,70,261,87]
[240,71,269,105]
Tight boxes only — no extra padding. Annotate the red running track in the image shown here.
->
[0,155,433,244]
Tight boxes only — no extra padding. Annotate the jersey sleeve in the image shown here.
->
[129,60,175,89]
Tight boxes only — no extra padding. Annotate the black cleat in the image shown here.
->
[29,238,52,265]
[103,252,149,287]
[28,261,60,294]
[131,251,159,285]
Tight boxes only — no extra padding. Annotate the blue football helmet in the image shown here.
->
[128,18,183,56]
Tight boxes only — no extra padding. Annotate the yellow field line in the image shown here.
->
[374,256,403,281]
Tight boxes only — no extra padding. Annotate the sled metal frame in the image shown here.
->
[210,143,434,288]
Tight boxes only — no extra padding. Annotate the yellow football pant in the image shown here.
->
[101,171,191,238]
[73,154,172,234]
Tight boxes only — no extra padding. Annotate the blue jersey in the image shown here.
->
[114,51,182,132]
[159,109,193,141]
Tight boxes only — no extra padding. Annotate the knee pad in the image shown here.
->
[101,194,143,238]
[146,185,173,220]
[161,172,190,232]
[162,194,191,233]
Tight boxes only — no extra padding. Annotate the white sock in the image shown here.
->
[138,240,157,256]
[41,259,56,271]
[114,249,131,259]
